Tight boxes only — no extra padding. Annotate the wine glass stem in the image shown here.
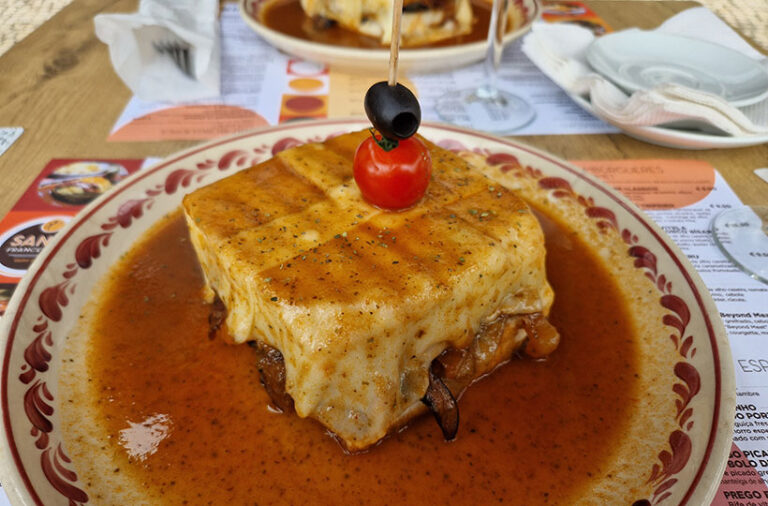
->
[479,0,508,101]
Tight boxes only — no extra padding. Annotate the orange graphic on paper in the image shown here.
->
[327,72,418,119]
[279,94,328,123]
[287,59,328,77]
[289,78,325,92]
[109,105,269,142]
[572,159,716,210]
[40,219,67,233]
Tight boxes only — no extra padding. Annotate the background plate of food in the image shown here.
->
[0,119,733,504]
[45,162,122,181]
[37,161,129,208]
[240,0,541,73]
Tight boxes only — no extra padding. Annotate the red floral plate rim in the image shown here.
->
[0,119,734,505]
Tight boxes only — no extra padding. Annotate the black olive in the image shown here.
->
[364,81,421,141]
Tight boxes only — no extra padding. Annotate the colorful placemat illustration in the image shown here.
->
[0,158,147,314]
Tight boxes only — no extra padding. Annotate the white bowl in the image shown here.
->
[239,0,541,73]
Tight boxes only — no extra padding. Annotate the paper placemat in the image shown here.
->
[107,2,617,141]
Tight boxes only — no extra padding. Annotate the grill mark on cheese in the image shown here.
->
[323,131,365,159]
[186,157,327,240]
[277,143,353,190]
[444,187,530,246]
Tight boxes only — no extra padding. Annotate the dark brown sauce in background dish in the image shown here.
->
[87,209,639,504]
[261,0,493,49]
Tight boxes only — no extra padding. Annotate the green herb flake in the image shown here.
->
[270,296,278,301]
[264,277,272,282]
[468,209,478,215]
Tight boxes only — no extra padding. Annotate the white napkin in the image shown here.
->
[94,0,220,102]
[521,8,768,137]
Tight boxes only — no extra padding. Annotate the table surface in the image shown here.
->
[0,0,766,220]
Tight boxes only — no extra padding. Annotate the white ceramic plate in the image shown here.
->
[239,0,541,73]
[586,31,768,107]
[0,120,734,504]
[569,94,768,149]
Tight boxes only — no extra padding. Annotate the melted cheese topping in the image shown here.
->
[183,131,554,450]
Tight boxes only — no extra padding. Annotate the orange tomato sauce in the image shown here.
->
[86,209,638,504]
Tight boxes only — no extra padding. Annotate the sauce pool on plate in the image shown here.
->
[71,208,639,504]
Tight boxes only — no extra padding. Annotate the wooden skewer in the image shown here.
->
[388,0,404,86]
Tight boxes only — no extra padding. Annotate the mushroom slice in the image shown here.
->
[208,295,227,340]
[421,361,459,440]
[249,341,295,413]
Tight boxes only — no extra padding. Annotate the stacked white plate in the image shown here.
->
[581,30,768,149]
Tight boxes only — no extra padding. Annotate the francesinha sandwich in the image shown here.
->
[182,130,559,451]
[300,0,474,46]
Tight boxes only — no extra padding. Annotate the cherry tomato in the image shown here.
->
[353,135,432,210]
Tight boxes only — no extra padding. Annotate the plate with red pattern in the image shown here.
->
[0,119,734,505]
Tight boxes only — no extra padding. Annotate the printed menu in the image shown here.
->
[0,158,153,313]
[574,159,768,506]
[108,2,617,142]
[0,157,766,504]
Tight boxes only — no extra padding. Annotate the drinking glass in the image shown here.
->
[711,205,768,284]
[435,0,535,133]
